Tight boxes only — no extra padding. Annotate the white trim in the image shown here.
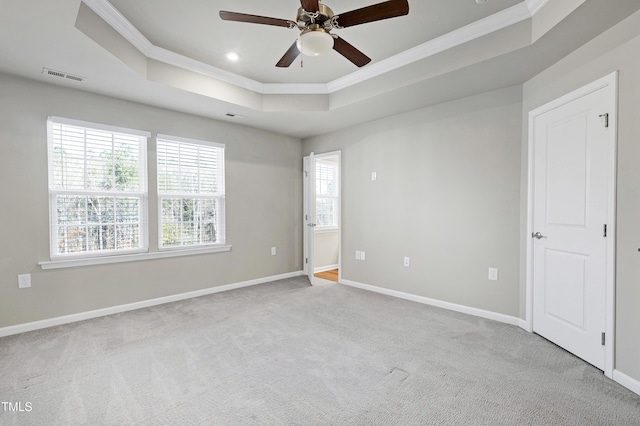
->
[48,115,151,137]
[314,264,338,274]
[157,133,225,149]
[149,45,268,94]
[518,318,529,331]
[0,270,305,338]
[39,245,232,270]
[327,2,531,93]
[82,0,541,96]
[81,0,153,55]
[612,370,640,396]
[526,0,551,15]
[314,226,339,234]
[525,71,618,378]
[340,279,522,327]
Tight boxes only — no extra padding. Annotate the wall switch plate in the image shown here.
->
[488,268,499,281]
[404,257,410,267]
[18,274,31,289]
[271,247,277,256]
[371,172,377,181]
[361,251,365,261]
[355,251,361,260]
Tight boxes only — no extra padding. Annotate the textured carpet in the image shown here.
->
[0,276,639,425]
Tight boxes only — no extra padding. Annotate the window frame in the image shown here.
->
[315,159,340,231]
[46,116,150,260]
[156,134,226,251]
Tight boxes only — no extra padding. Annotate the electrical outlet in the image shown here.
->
[18,274,31,289]
[271,247,277,256]
[404,257,410,267]
[488,268,499,281]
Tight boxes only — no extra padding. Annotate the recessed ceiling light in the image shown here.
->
[226,51,240,61]
[475,0,488,3]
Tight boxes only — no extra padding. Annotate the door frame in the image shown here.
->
[524,71,618,378]
[303,150,342,284]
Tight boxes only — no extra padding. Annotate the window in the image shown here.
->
[157,135,225,249]
[316,160,339,228]
[47,117,149,258]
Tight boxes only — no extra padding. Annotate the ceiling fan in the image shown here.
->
[219,0,410,68]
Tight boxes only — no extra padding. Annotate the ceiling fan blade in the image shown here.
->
[335,0,409,28]
[300,0,320,12]
[333,36,371,67]
[219,11,293,28]
[276,42,301,67]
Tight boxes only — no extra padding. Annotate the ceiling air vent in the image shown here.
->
[43,68,85,83]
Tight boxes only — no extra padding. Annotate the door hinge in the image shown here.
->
[305,258,308,264]
[601,332,606,346]
[599,113,609,128]
[603,224,607,237]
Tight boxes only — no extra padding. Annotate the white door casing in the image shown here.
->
[303,153,316,284]
[303,151,343,285]
[526,72,617,377]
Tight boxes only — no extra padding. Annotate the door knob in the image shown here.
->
[532,231,546,239]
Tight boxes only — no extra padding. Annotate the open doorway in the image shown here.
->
[303,151,341,284]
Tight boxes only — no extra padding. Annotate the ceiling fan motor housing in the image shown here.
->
[296,4,336,56]
[296,4,334,27]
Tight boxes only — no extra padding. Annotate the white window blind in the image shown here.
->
[157,135,225,249]
[47,117,149,258]
[316,160,339,228]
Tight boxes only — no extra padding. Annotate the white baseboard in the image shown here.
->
[340,279,522,326]
[314,264,339,273]
[518,318,531,332]
[340,279,640,397]
[613,370,640,396]
[0,270,305,338]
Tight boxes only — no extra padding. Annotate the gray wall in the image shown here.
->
[521,10,640,381]
[304,86,523,317]
[304,9,640,383]
[0,73,303,328]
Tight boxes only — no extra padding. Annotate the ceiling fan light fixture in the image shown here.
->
[296,28,334,56]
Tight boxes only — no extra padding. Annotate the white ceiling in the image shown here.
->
[0,0,638,138]
[106,0,522,84]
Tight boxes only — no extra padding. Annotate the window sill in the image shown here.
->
[315,226,339,234]
[39,245,232,270]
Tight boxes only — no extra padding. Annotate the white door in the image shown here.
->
[531,83,613,370]
[303,153,316,285]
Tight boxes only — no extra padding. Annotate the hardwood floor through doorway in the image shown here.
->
[314,269,338,282]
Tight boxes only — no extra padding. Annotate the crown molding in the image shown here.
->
[527,0,551,15]
[82,0,153,54]
[82,0,548,96]
[328,1,532,92]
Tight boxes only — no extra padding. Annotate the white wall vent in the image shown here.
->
[43,68,85,82]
